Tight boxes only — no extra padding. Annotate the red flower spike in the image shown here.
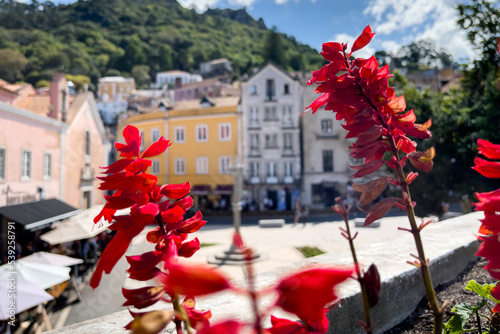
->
[266,316,307,334]
[115,125,142,158]
[274,266,354,323]
[408,147,435,173]
[478,139,500,160]
[141,136,171,158]
[160,182,191,199]
[122,286,167,309]
[320,42,344,62]
[361,197,398,226]
[160,261,232,297]
[90,216,145,288]
[352,176,390,206]
[175,196,194,211]
[473,157,500,178]
[127,158,152,174]
[350,25,375,55]
[126,251,164,280]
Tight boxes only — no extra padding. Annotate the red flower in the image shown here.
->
[141,136,171,158]
[350,26,375,55]
[159,261,232,297]
[182,297,212,331]
[274,266,354,323]
[265,312,329,334]
[115,125,142,159]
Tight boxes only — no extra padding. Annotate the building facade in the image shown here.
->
[118,96,241,211]
[97,76,136,124]
[155,71,202,89]
[240,63,303,211]
[301,85,352,209]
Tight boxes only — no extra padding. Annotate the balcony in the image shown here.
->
[250,176,260,184]
[282,119,294,128]
[248,120,260,129]
[249,148,261,157]
[266,176,278,184]
[284,176,294,184]
[81,165,95,181]
[282,148,294,157]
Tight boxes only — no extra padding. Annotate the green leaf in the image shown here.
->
[444,314,466,333]
[450,302,474,329]
[465,280,500,303]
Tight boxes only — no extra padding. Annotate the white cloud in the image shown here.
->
[364,0,474,61]
[178,0,257,12]
[274,0,299,4]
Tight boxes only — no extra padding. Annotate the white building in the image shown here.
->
[97,76,135,124]
[240,63,303,211]
[301,85,353,209]
[155,71,202,89]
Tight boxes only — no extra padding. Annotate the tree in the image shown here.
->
[0,48,28,82]
[131,65,150,89]
[263,26,287,68]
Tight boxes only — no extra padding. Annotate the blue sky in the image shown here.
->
[178,0,475,62]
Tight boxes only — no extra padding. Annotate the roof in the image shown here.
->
[17,95,77,117]
[173,96,239,110]
[157,70,191,75]
[99,76,135,83]
[0,199,80,231]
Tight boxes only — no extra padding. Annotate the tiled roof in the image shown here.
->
[2,84,22,93]
[18,95,77,117]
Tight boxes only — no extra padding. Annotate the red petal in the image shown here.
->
[160,262,232,297]
[178,237,201,258]
[352,176,390,206]
[275,266,354,322]
[116,125,141,158]
[477,139,500,160]
[350,159,386,178]
[177,211,206,234]
[142,136,172,158]
[361,197,397,226]
[101,159,133,174]
[161,182,191,199]
[473,157,500,178]
[197,321,244,334]
[408,147,435,173]
[350,25,375,54]
[306,93,329,114]
[122,286,166,309]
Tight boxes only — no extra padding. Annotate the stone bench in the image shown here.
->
[258,219,285,228]
[354,217,381,227]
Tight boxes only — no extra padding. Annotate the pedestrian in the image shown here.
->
[301,205,309,226]
[294,201,302,225]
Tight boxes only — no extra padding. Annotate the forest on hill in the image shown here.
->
[0,0,325,88]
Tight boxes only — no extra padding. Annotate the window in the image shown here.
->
[43,153,52,178]
[174,158,186,175]
[219,156,231,174]
[265,134,278,148]
[82,191,92,210]
[196,125,208,142]
[284,84,290,95]
[151,128,160,143]
[284,161,293,177]
[264,107,277,120]
[266,79,275,101]
[266,162,277,177]
[85,130,91,155]
[219,123,231,141]
[21,150,31,180]
[321,119,333,134]
[249,107,259,126]
[0,148,5,180]
[322,150,334,172]
[250,85,257,95]
[140,130,145,150]
[282,106,292,126]
[250,134,260,149]
[174,126,185,143]
[196,157,209,174]
[250,162,260,177]
[283,133,293,150]
[152,160,160,175]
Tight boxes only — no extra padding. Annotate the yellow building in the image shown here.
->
[118,96,241,211]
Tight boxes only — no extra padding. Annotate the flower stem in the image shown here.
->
[338,200,373,333]
[172,294,192,334]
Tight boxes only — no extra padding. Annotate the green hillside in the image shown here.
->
[0,0,324,88]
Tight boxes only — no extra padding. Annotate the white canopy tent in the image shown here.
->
[0,261,70,290]
[0,279,54,321]
[40,205,129,245]
[20,251,83,267]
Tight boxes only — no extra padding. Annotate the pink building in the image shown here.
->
[174,77,237,102]
[0,74,109,241]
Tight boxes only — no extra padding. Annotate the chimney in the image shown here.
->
[49,73,69,121]
[174,77,182,89]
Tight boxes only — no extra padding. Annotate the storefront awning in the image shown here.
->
[214,185,233,195]
[0,199,80,231]
[191,185,211,196]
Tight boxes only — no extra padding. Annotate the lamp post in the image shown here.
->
[208,162,260,265]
